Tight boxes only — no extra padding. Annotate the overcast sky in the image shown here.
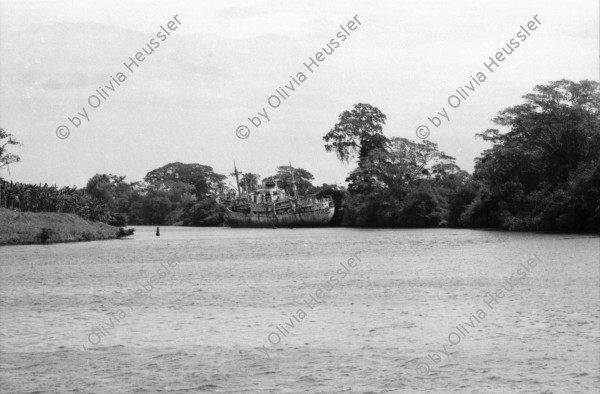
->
[0,0,598,188]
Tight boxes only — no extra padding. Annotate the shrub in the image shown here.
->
[107,213,127,227]
[38,227,55,243]
[117,227,135,238]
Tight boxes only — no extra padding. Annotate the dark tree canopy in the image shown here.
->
[475,79,600,186]
[263,165,315,196]
[346,137,462,195]
[323,103,389,163]
[470,79,600,231]
[231,172,261,193]
[144,162,227,198]
[86,174,127,202]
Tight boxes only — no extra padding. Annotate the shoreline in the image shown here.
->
[0,208,132,246]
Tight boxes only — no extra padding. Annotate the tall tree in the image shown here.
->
[84,174,136,225]
[85,174,130,207]
[230,172,260,194]
[0,128,22,171]
[263,165,315,196]
[345,138,463,195]
[144,162,227,198]
[323,103,389,163]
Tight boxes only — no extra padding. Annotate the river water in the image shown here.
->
[0,227,598,393]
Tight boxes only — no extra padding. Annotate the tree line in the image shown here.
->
[321,80,599,232]
[1,80,598,232]
[0,180,112,222]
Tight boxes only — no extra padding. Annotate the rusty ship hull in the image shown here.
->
[225,203,335,228]
[220,169,335,228]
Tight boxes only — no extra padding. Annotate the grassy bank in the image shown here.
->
[0,208,132,246]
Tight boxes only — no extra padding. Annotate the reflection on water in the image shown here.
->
[0,227,598,393]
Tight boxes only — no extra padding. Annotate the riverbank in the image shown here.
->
[0,208,133,246]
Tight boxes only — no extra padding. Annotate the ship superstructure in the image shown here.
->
[217,165,335,228]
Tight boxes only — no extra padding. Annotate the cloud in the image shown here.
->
[0,0,597,188]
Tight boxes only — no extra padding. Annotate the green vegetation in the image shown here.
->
[263,166,315,196]
[0,128,22,170]
[80,162,328,226]
[83,162,228,226]
[469,80,600,231]
[1,180,113,222]
[325,80,599,232]
[1,80,598,233]
[0,208,131,245]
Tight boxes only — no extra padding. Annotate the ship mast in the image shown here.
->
[289,161,298,198]
[233,161,241,197]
